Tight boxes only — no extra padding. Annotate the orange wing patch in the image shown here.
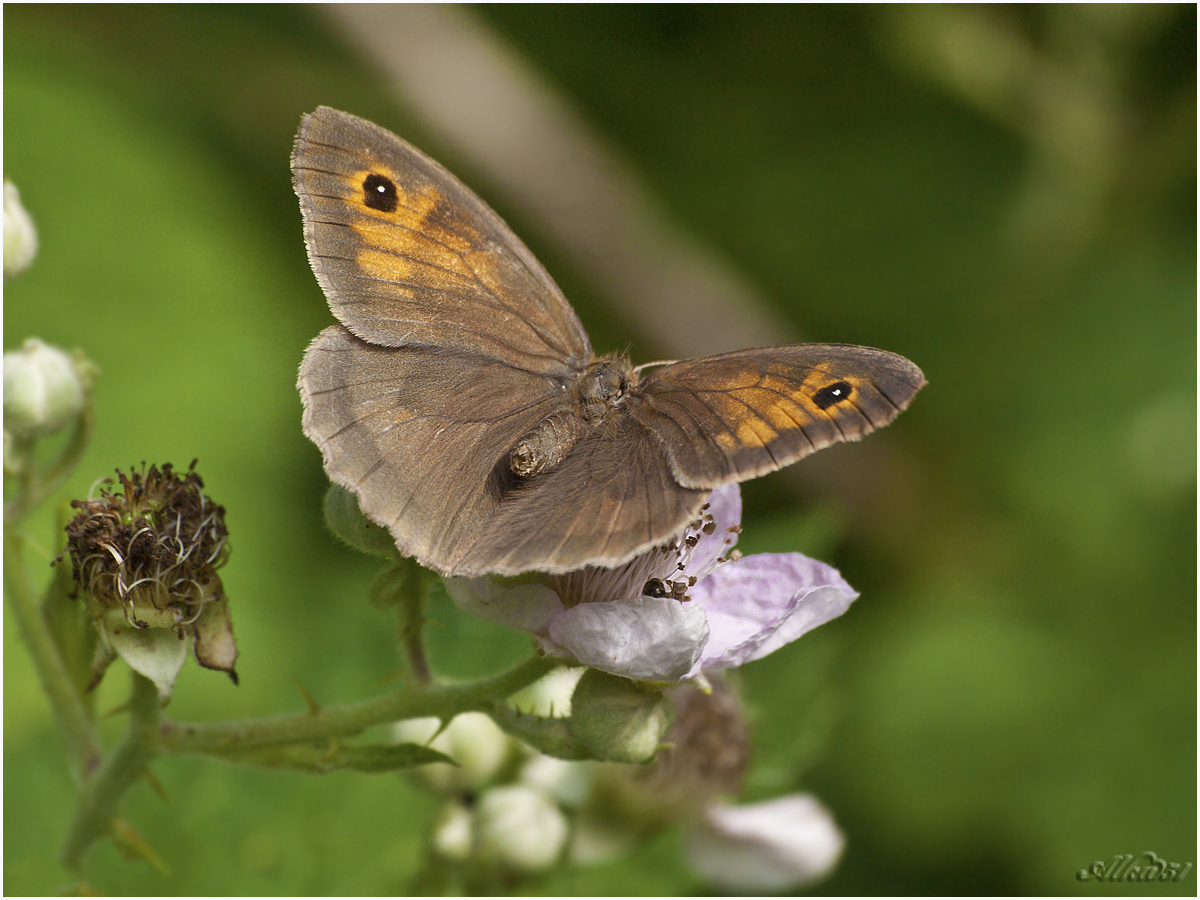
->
[345,169,484,282]
[734,415,777,449]
[762,368,867,420]
[701,368,872,453]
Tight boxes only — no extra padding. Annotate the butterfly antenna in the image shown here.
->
[633,359,678,375]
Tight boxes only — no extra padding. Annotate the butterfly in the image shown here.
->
[294,107,925,577]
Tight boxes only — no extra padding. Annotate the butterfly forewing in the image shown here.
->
[293,108,592,374]
[631,345,926,489]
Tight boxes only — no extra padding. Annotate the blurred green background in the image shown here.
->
[4,5,1195,896]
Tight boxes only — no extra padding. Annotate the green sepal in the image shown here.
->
[568,669,675,764]
[323,484,402,560]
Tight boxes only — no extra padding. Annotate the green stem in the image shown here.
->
[3,407,92,524]
[61,671,161,872]
[3,530,101,779]
[159,654,561,758]
[41,405,94,503]
[3,434,39,523]
[399,569,432,685]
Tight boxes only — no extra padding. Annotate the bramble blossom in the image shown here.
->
[447,484,858,682]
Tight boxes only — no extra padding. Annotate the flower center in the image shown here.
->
[537,501,742,607]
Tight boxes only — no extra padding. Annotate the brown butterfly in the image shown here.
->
[294,107,925,577]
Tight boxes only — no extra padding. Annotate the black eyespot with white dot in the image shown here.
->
[813,380,853,410]
[362,173,398,213]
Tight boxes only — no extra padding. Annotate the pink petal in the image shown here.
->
[687,483,743,575]
[690,552,857,674]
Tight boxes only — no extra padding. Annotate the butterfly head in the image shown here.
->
[576,356,635,422]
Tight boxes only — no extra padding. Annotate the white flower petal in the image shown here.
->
[692,553,857,674]
[548,595,710,681]
[444,575,563,635]
[684,794,845,893]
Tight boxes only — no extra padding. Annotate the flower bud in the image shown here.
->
[64,462,237,697]
[4,179,38,278]
[430,801,474,862]
[568,669,673,764]
[519,754,593,810]
[392,712,511,792]
[682,794,845,892]
[322,484,400,559]
[508,666,584,718]
[3,339,88,440]
[473,785,568,873]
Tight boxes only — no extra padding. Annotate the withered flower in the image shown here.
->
[64,462,237,697]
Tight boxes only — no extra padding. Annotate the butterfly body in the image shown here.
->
[294,108,925,577]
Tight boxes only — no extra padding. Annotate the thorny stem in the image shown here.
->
[61,672,161,872]
[485,700,589,760]
[3,529,102,780]
[158,654,563,758]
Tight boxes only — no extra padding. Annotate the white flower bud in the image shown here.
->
[4,180,38,279]
[474,785,568,873]
[3,339,87,440]
[392,712,510,792]
[519,754,593,809]
[508,666,585,717]
[567,814,636,866]
[430,801,474,862]
[683,794,845,893]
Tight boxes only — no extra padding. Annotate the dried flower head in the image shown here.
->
[63,461,237,696]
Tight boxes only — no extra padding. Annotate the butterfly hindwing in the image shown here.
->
[460,413,710,575]
[299,325,569,573]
